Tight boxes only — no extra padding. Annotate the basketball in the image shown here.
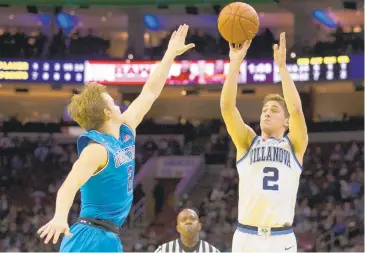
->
[217,2,260,44]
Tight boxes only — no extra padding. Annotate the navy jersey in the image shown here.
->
[76,124,135,226]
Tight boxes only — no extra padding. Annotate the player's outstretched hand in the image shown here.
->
[167,24,195,56]
[228,40,252,63]
[273,32,287,67]
[37,218,72,244]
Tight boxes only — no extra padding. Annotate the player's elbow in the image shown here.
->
[220,99,235,111]
[220,104,234,117]
[289,104,303,116]
[58,181,79,196]
[57,185,74,200]
[141,86,161,101]
[58,174,82,198]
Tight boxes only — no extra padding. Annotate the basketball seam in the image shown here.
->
[239,9,253,14]
[237,15,259,28]
[218,4,233,34]
[218,8,258,29]
[218,14,232,31]
[231,4,240,44]
[218,4,259,43]
[238,16,248,42]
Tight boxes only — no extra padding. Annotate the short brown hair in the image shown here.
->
[263,93,289,118]
[68,83,109,130]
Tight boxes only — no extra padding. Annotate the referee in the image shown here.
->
[154,209,220,253]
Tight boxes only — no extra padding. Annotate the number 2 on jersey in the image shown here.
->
[127,165,133,193]
[263,167,279,191]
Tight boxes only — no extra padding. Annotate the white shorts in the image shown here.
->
[232,225,297,252]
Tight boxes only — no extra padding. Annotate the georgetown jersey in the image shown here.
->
[77,124,135,226]
[236,135,302,227]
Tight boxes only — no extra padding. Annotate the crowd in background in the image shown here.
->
[0,27,46,58]
[150,25,364,60]
[0,5,363,253]
[144,27,277,60]
[0,135,76,251]
[311,24,364,56]
[135,131,364,252]
[0,116,364,251]
[0,23,363,60]
[0,126,184,251]
[0,27,109,59]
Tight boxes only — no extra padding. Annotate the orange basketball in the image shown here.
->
[217,2,260,44]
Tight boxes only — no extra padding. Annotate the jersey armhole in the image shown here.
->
[120,123,136,138]
[77,136,110,177]
[236,135,259,165]
[91,144,110,176]
[284,136,303,171]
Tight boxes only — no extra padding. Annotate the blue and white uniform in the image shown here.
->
[232,136,302,252]
[60,124,135,252]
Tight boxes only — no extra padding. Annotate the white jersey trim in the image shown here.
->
[236,135,259,165]
[284,135,303,171]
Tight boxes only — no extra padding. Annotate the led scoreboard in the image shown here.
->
[84,56,352,85]
[274,55,350,83]
[0,54,361,85]
[0,60,85,83]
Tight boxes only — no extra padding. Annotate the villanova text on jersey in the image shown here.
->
[249,145,291,168]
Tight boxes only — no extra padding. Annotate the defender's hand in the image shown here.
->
[37,218,72,244]
[273,32,287,67]
[167,24,195,56]
[229,40,252,63]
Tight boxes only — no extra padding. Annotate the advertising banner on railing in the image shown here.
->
[0,54,362,85]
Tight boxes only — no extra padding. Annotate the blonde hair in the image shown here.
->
[263,93,289,118]
[68,83,109,130]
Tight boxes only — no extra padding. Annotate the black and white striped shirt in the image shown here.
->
[154,238,220,253]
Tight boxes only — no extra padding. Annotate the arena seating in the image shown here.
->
[0,25,363,60]
[0,116,363,251]
[0,122,183,251]
[0,3,363,252]
[133,138,364,252]
[0,27,109,59]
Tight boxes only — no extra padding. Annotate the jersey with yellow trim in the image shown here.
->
[77,124,135,226]
[236,135,302,227]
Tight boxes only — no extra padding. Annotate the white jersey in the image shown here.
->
[236,135,302,227]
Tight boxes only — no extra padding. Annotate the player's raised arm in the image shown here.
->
[37,143,107,244]
[121,24,195,131]
[220,41,256,159]
[274,32,308,159]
